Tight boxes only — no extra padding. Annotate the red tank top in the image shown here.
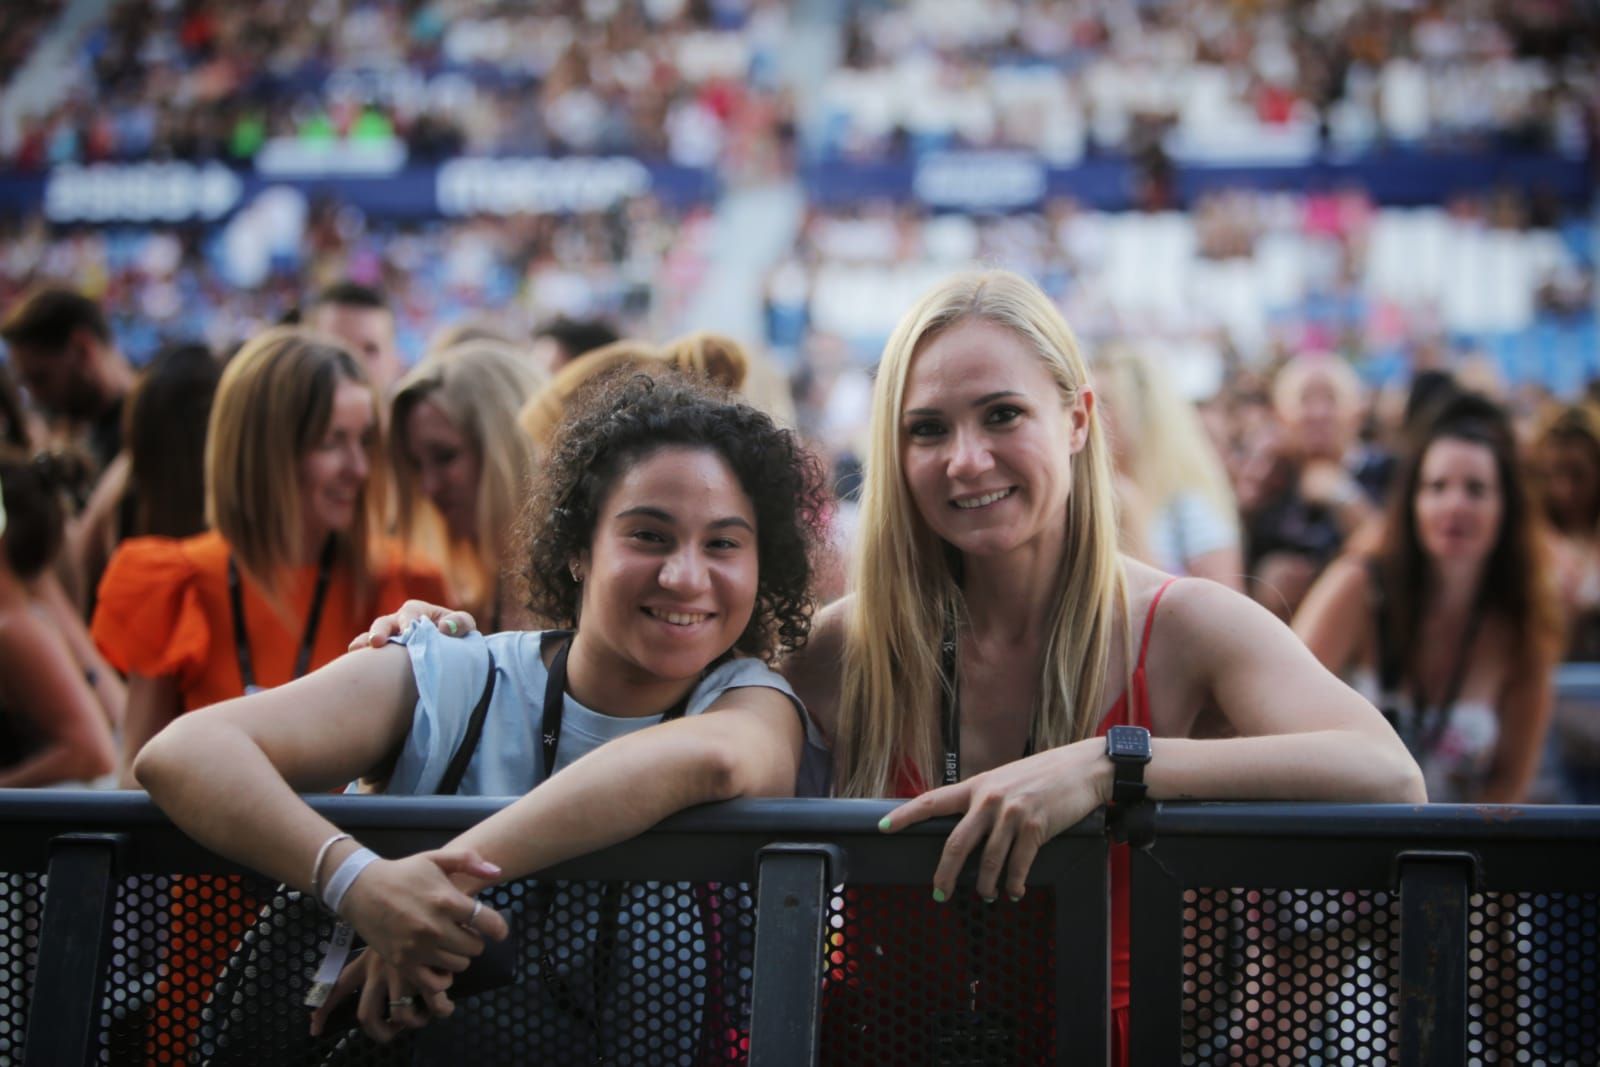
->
[873,577,1176,1066]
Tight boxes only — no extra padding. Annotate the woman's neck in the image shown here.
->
[1426,557,1485,617]
[559,631,700,719]
[960,534,1067,645]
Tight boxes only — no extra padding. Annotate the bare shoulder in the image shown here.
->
[778,595,852,740]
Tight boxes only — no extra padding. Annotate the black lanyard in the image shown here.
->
[1400,604,1486,756]
[228,538,335,695]
[540,631,693,780]
[938,625,1033,787]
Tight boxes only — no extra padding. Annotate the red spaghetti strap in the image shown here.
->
[1135,577,1180,672]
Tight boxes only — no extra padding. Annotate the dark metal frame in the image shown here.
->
[0,792,1108,1067]
[1127,803,1600,1067]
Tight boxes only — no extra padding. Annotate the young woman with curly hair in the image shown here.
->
[135,370,827,1054]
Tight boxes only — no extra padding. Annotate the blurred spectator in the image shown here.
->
[1295,393,1561,802]
[390,340,544,630]
[1097,344,1243,590]
[1533,404,1600,661]
[0,286,135,472]
[91,328,447,780]
[0,448,119,787]
[1243,355,1384,618]
[531,315,622,376]
[306,281,404,396]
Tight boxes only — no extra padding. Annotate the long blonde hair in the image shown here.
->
[390,342,544,618]
[1097,344,1239,551]
[206,327,380,607]
[835,270,1130,797]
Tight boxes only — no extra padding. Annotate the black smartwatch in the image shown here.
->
[1105,725,1152,808]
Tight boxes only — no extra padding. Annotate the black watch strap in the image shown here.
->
[1105,725,1154,846]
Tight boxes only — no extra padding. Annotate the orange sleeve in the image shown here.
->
[91,537,211,688]
[371,544,452,615]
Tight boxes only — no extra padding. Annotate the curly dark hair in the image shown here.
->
[522,370,825,661]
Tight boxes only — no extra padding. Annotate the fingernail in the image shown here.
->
[932,888,947,904]
[877,815,892,832]
[1009,893,1023,903]
[444,619,458,634]
[981,895,996,905]
[480,861,502,875]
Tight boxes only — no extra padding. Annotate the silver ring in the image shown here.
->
[462,898,483,929]
[388,996,417,1011]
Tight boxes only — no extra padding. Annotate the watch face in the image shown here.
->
[1107,726,1152,761]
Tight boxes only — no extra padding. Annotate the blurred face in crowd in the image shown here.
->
[900,318,1088,561]
[1413,435,1503,568]
[310,303,402,394]
[298,379,375,549]
[1538,435,1600,533]
[576,446,759,688]
[402,398,482,542]
[8,331,106,418]
[1287,371,1359,462]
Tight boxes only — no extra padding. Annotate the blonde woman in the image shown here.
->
[391,342,545,631]
[768,271,1419,1060]
[349,272,1421,1063]
[1097,345,1244,590]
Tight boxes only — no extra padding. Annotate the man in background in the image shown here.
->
[0,286,135,473]
[306,281,404,395]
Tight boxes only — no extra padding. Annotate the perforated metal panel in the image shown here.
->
[87,871,761,1066]
[1466,891,1600,1065]
[1,872,45,1064]
[820,885,1056,1065]
[1179,888,1399,1065]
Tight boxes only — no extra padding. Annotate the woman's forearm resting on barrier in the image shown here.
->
[133,646,507,989]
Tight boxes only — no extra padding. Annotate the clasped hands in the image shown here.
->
[309,848,508,1043]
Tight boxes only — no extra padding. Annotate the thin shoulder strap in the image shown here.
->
[437,651,498,796]
[1135,578,1180,673]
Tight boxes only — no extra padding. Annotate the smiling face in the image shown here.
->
[1413,436,1504,567]
[297,378,375,550]
[402,397,482,542]
[899,318,1089,561]
[575,446,759,686]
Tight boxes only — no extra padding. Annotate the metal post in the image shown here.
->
[1397,851,1475,1067]
[1054,835,1110,1065]
[747,842,844,1067]
[1127,845,1185,1067]
[23,833,126,1067]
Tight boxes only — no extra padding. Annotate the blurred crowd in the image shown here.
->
[2,0,795,174]
[821,0,1599,161]
[3,272,1600,806]
[6,0,1596,173]
[0,193,707,365]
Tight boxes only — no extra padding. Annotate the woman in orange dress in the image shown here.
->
[91,327,447,1061]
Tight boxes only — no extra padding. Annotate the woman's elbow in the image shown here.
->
[1379,744,1427,804]
[131,722,186,794]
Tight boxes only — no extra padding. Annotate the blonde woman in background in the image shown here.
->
[1097,345,1244,590]
[390,342,545,631]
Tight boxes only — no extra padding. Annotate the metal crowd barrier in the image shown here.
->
[3,792,1598,1066]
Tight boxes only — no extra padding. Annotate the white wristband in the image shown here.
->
[322,847,379,914]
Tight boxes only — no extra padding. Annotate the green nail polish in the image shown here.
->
[444,619,458,634]
[932,888,948,904]
[877,815,892,832]
[982,896,997,905]
[1008,894,1023,903]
